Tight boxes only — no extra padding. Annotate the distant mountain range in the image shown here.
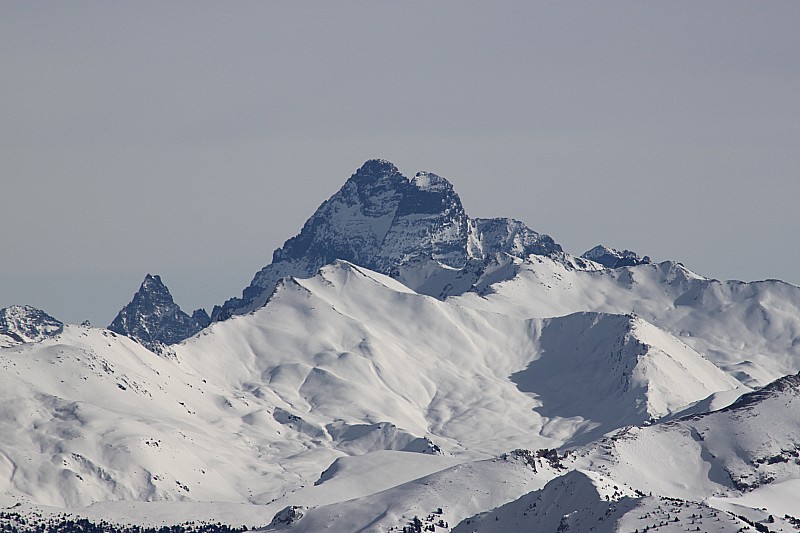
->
[2,160,798,532]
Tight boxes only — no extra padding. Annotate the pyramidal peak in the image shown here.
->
[212,159,562,320]
[108,273,210,352]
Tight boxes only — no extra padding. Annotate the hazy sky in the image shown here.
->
[2,1,799,325]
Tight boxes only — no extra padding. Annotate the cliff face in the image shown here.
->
[108,274,209,351]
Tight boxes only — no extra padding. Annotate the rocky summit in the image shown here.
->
[108,274,210,351]
[0,305,63,346]
[212,159,562,319]
[581,244,651,268]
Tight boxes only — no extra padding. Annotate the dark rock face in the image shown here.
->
[581,245,651,269]
[212,159,562,320]
[108,274,209,351]
[191,309,211,329]
[0,305,63,344]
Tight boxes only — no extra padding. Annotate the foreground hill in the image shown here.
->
[265,365,800,533]
[571,372,800,512]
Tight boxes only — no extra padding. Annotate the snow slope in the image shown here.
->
[455,255,800,387]
[452,372,800,532]
[0,260,750,529]
[452,470,777,533]
[569,372,800,515]
[511,312,741,445]
[273,450,570,533]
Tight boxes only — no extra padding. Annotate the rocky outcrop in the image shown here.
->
[108,274,209,351]
[0,305,63,345]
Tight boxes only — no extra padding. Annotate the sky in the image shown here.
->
[2,1,799,325]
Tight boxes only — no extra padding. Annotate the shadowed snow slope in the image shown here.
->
[511,312,741,445]
[455,255,800,387]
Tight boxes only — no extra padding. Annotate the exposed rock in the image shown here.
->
[0,305,63,345]
[213,159,562,319]
[108,274,208,351]
[581,244,651,268]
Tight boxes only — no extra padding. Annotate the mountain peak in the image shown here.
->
[108,274,209,351]
[212,160,562,319]
[354,158,400,178]
[142,272,162,284]
[0,304,63,345]
[138,273,169,297]
[581,244,650,268]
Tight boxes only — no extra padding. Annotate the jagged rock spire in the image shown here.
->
[108,274,209,351]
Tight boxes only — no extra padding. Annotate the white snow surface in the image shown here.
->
[3,256,800,531]
[454,255,800,386]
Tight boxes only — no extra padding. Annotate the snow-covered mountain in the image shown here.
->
[453,255,800,388]
[451,469,773,533]
[211,159,563,320]
[3,160,800,532]
[511,312,741,445]
[0,305,63,347]
[108,274,210,351]
[581,244,651,268]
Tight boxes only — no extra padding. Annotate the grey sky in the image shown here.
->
[2,1,799,325]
